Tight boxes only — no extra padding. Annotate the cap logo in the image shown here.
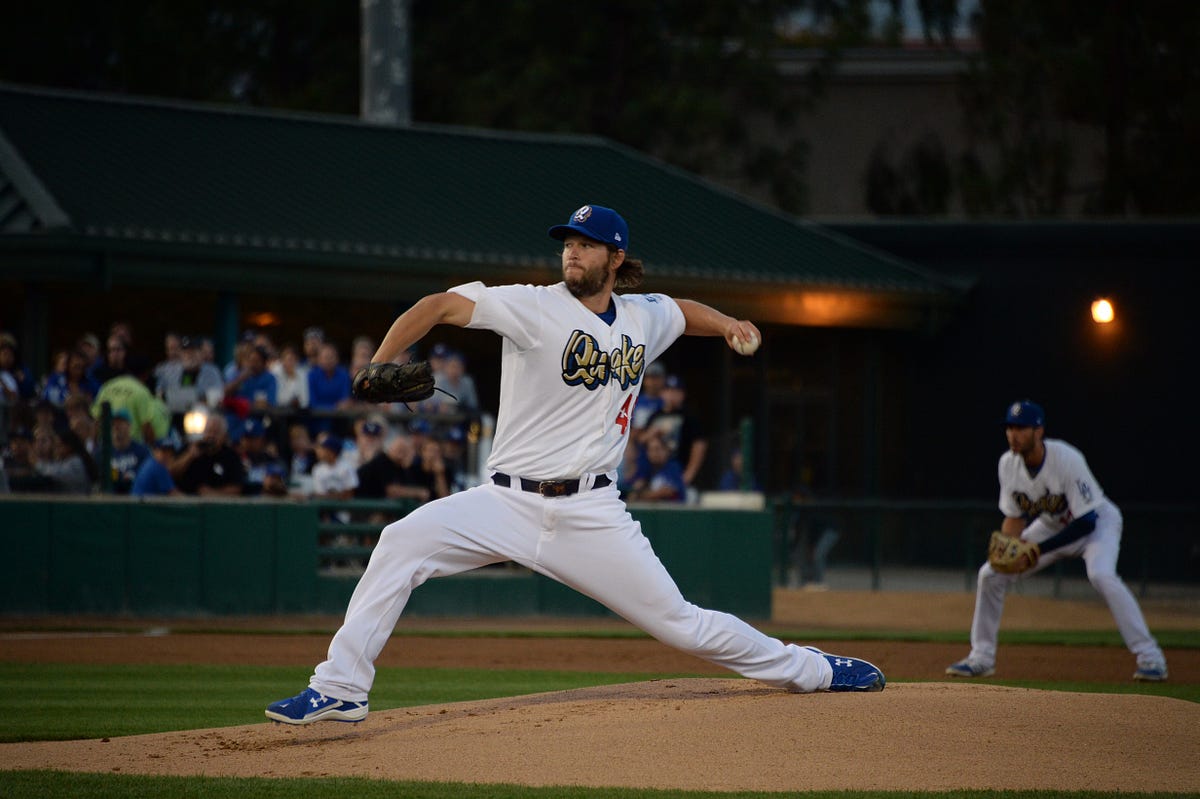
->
[572,205,593,223]
[1009,402,1022,417]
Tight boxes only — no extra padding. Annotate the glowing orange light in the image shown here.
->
[246,312,282,327]
[780,291,874,326]
[1091,299,1114,324]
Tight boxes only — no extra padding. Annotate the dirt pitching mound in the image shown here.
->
[4,679,1198,792]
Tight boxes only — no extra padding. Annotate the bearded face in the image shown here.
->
[561,235,618,299]
[564,259,614,299]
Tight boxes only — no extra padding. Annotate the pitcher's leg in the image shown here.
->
[534,511,830,692]
[311,489,525,700]
[648,594,830,692]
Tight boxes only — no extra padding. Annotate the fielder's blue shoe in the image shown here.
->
[945,659,995,678]
[1133,664,1168,682]
[265,687,368,725]
[806,647,886,692]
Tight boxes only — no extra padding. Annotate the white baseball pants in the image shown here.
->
[310,481,832,701]
[965,499,1165,669]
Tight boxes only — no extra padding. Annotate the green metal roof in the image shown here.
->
[0,83,956,301]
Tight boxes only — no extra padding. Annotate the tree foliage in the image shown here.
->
[958,0,1200,216]
[4,2,1192,216]
[0,1,360,112]
[0,1,942,215]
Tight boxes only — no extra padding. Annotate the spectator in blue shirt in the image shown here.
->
[108,408,152,494]
[627,432,687,503]
[132,432,182,497]
[41,348,101,407]
[306,342,352,434]
[718,448,762,492]
[225,345,277,412]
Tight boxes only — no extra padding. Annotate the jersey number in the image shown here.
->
[615,394,633,436]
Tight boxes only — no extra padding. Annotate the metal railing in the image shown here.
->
[773,497,1199,598]
[313,498,421,573]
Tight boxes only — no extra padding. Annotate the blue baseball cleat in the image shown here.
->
[265,687,368,725]
[806,647,886,692]
[945,659,996,678]
[1133,664,1168,682]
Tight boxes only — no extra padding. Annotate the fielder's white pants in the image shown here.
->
[965,499,1165,669]
[311,481,832,701]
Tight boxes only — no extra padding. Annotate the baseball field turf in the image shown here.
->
[2,595,1197,796]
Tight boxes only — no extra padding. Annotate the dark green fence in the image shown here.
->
[2,497,774,618]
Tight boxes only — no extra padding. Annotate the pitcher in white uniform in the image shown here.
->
[946,400,1168,681]
[266,204,885,724]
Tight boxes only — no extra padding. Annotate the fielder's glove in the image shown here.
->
[987,530,1040,574]
[352,361,437,404]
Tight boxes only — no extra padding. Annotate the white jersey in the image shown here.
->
[997,438,1107,532]
[449,280,685,479]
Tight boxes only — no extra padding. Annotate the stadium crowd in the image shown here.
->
[2,322,737,505]
[0,323,481,501]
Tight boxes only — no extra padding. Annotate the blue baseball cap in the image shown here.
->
[548,205,629,251]
[243,417,265,437]
[319,435,344,453]
[1004,400,1045,427]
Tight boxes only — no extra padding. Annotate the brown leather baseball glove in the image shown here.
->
[987,530,1041,574]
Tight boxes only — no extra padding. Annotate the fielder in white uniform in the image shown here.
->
[267,204,885,724]
[946,400,1168,681]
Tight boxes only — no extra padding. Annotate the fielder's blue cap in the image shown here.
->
[243,417,265,437]
[1004,400,1045,427]
[319,435,344,453]
[548,205,629,251]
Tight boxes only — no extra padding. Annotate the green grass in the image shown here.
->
[1,646,1196,799]
[0,771,1189,799]
[1,662,1194,745]
[0,663,694,742]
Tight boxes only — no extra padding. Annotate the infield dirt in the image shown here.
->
[2,589,1198,792]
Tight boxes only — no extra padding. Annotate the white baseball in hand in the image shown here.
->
[731,334,759,355]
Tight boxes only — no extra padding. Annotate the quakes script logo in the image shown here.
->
[561,330,645,390]
[1011,488,1068,519]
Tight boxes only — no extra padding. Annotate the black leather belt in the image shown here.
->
[492,472,612,497]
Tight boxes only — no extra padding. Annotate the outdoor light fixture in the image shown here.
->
[1091,298,1114,324]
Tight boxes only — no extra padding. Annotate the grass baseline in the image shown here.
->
[0,771,1191,799]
